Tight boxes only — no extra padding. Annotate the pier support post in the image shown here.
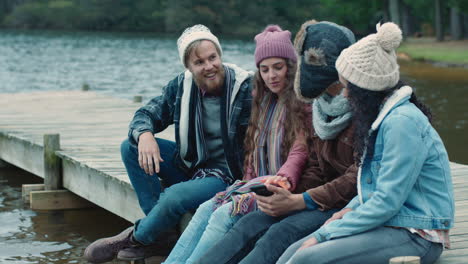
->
[28,133,94,210]
[389,256,420,264]
[44,134,62,190]
[133,95,143,103]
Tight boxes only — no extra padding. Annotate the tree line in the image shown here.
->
[1,0,467,40]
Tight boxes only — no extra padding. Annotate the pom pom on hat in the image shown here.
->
[263,25,282,33]
[376,22,402,52]
[254,25,297,66]
[336,22,403,91]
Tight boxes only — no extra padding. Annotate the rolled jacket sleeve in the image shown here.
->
[276,139,308,191]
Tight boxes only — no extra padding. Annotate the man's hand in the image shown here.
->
[138,132,164,175]
[324,208,352,225]
[255,184,305,217]
[298,236,318,251]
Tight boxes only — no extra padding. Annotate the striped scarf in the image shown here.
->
[181,65,236,184]
[212,176,268,216]
[212,94,287,215]
[253,93,286,176]
[193,65,234,169]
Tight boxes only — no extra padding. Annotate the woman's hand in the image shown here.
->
[262,175,291,190]
[256,184,305,217]
[298,236,318,251]
[138,132,164,175]
[324,208,353,225]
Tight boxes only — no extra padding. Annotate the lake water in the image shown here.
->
[0,29,467,263]
[0,166,131,264]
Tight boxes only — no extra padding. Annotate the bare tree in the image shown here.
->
[389,0,401,25]
[401,2,415,37]
[465,14,468,38]
[451,7,464,40]
[435,0,445,41]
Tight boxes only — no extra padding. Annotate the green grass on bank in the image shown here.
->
[398,38,468,65]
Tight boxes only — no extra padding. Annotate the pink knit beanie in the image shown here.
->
[254,25,297,66]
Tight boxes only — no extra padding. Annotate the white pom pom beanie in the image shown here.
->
[177,24,222,68]
[336,22,403,91]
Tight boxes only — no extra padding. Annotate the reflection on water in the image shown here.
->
[0,166,131,264]
[0,29,256,99]
[400,60,468,164]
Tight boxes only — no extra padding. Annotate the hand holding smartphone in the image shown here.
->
[250,184,274,196]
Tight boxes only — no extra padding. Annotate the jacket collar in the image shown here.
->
[370,86,413,131]
[223,63,254,106]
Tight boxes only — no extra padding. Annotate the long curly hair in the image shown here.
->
[243,59,309,175]
[348,81,433,165]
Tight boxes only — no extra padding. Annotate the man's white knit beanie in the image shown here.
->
[336,22,403,91]
[177,24,222,68]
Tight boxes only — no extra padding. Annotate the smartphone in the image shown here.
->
[250,184,273,196]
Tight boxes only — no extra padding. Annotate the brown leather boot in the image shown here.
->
[117,243,160,261]
[83,226,136,263]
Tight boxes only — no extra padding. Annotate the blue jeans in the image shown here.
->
[121,138,228,245]
[195,209,337,264]
[164,200,242,264]
[278,227,443,264]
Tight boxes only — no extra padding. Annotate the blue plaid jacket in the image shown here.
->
[129,64,253,181]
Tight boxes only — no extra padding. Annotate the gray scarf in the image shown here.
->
[312,92,352,140]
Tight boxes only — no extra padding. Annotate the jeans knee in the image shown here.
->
[197,200,215,213]
[208,204,235,230]
[191,200,214,222]
[158,189,191,216]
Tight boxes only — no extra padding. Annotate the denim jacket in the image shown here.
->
[313,86,454,243]
[128,63,253,181]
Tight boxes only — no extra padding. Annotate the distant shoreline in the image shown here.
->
[397,37,468,69]
[398,52,468,69]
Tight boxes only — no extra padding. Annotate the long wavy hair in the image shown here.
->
[348,80,433,165]
[243,59,309,175]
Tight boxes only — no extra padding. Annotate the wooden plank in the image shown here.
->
[22,184,45,203]
[1,91,466,263]
[440,247,468,257]
[0,132,45,178]
[436,254,468,264]
[61,157,144,222]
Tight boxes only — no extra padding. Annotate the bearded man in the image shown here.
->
[84,24,253,263]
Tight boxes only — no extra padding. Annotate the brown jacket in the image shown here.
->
[294,114,357,211]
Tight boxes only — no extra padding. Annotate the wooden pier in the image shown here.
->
[0,90,173,223]
[0,90,467,263]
